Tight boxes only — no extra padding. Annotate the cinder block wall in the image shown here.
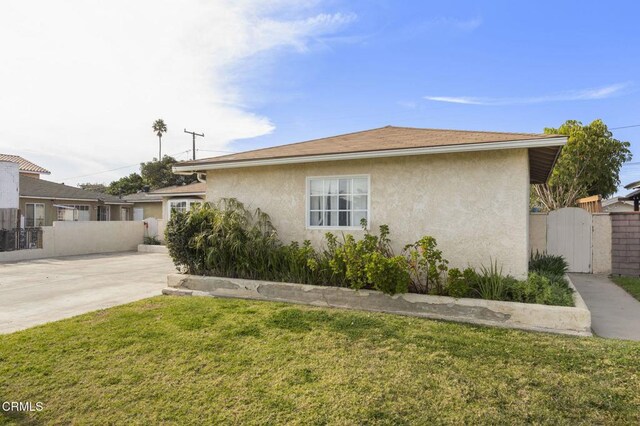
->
[611,212,640,276]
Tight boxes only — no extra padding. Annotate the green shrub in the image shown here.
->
[404,236,449,294]
[165,199,282,278]
[143,235,161,245]
[364,252,409,295]
[509,273,574,306]
[529,251,568,276]
[166,200,574,304]
[445,268,471,298]
[474,260,508,301]
[325,222,397,292]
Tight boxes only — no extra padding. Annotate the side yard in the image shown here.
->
[611,276,640,301]
[1,296,639,424]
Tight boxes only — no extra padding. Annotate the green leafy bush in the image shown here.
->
[143,235,161,245]
[509,273,574,306]
[529,251,569,276]
[165,199,574,304]
[445,268,471,298]
[364,252,409,295]
[404,236,449,294]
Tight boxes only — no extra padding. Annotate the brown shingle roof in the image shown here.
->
[149,181,206,195]
[175,126,564,169]
[0,154,50,174]
[122,192,163,203]
[20,175,131,204]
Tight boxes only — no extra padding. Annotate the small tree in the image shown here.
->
[78,183,107,193]
[106,173,145,196]
[140,156,197,190]
[532,119,632,210]
[152,119,167,160]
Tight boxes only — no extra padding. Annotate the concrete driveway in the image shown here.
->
[0,252,176,334]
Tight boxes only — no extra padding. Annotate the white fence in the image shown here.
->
[0,221,145,263]
[530,211,612,274]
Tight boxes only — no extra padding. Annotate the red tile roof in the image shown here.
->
[0,154,50,174]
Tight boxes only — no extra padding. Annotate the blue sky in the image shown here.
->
[232,0,640,194]
[1,1,639,191]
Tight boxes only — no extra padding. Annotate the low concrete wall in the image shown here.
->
[164,274,592,336]
[138,244,168,253]
[0,221,145,262]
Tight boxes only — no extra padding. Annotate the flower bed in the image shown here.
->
[163,274,591,336]
[166,199,574,306]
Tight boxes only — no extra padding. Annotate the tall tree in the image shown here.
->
[532,119,632,211]
[152,118,167,160]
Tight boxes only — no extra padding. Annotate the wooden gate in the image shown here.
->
[547,207,592,273]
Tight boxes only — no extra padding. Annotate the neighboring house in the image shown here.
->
[172,125,566,278]
[123,191,164,221]
[602,196,635,213]
[0,153,51,179]
[123,181,206,220]
[623,180,640,211]
[20,175,133,226]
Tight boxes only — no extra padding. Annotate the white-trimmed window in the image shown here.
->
[307,175,369,229]
[25,203,45,227]
[56,205,90,221]
[168,199,202,217]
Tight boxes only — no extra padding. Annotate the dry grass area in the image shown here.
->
[1,296,639,425]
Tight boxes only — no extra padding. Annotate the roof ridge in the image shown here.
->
[182,126,394,165]
[180,126,560,166]
[384,125,552,137]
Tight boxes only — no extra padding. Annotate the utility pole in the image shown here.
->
[184,129,204,160]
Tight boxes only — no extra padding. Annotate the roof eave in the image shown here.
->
[151,192,206,197]
[173,137,568,174]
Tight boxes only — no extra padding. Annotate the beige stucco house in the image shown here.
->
[1,154,133,226]
[123,182,206,220]
[20,176,133,226]
[173,126,566,278]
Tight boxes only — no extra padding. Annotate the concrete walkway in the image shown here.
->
[569,273,640,341]
[0,252,175,334]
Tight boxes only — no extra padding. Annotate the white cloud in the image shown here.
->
[425,83,631,106]
[0,1,353,184]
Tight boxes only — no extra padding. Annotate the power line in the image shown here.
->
[59,150,191,180]
[197,148,237,154]
[611,124,640,130]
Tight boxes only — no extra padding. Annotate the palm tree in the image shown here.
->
[152,119,167,160]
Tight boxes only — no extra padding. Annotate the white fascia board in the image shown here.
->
[172,137,567,173]
[153,192,206,197]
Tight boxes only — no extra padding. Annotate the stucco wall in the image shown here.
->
[592,213,612,274]
[529,213,547,255]
[132,202,163,220]
[0,221,144,262]
[206,149,530,278]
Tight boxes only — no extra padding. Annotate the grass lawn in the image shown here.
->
[611,276,640,301]
[1,297,639,425]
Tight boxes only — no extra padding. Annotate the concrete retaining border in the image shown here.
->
[137,244,168,254]
[164,274,592,336]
